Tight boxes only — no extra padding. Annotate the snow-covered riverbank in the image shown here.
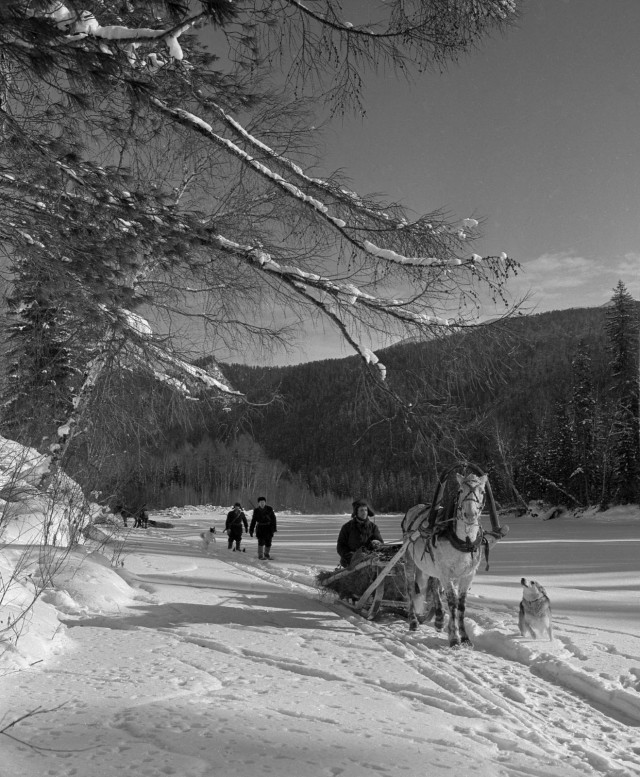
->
[1,504,640,776]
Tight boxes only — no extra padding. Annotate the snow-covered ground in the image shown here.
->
[2,502,640,776]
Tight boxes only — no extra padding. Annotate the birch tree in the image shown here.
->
[1,0,520,475]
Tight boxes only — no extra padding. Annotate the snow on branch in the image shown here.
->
[149,98,498,271]
[280,270,391,382]
[356,346,387,381]
[363,240,448,267]
[209,231,463,378]
[146,343,241,397]
[147,97,355,231]
[216,235,453,327]
[209,102,402,228]
[210,101,488,257]
[112,308,242,398]
[36,4,208,61]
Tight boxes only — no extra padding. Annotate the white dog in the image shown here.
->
[200,527,217,551]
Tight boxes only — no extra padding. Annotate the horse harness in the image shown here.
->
[407,485,493,570]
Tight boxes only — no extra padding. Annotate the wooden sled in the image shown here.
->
[317,535,417,620]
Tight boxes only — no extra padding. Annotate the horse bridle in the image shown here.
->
[456,482,486,526]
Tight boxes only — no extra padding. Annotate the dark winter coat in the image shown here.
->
[337,518,383,566]
[225,509,248,536]
[250,505,277,540]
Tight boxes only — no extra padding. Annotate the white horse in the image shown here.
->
[402,471,497,647]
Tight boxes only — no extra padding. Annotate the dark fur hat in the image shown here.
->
[352,499,374,517]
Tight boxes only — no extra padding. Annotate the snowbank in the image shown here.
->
[1,496,639,776]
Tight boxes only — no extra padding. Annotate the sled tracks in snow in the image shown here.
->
[339,606,640,777]
[217,557,640,777]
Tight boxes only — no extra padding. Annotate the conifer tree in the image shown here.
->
[1,260,77,446]
[569,340,597,505]
[604,281,640,504]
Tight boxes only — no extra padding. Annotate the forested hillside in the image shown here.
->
[213,298,638,511]
[49,296,639,513]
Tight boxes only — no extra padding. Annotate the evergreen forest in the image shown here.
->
[73,286,638,514]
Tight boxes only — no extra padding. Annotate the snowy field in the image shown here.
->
[2,504,640,777]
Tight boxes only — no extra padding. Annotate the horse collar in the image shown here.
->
[445,525,484,554]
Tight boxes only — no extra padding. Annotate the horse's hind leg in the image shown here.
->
[407,568,426,631]
[426,577,445,632]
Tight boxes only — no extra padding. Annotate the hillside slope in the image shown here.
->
[221,306,620,509]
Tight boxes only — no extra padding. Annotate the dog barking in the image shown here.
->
[519,578,553,641]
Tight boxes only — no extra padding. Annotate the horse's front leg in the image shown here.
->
[456,590,473,647]
[445,587,462,647]
[425,577,445,632]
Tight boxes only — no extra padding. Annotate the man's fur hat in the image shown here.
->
[352,499,375,518]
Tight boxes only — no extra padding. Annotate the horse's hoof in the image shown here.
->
[460,639,474,649]
[449,640,461,649]
[409,620,418,632]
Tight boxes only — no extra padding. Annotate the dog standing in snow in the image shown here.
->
[200,527,217,551]
[519,578,553,640]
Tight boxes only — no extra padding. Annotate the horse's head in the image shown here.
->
[455,472,487,539]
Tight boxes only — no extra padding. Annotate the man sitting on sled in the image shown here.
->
[337,499,384,567]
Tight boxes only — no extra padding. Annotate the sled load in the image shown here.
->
[316,543,414,619]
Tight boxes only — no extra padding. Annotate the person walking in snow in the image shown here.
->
[224,502,248,551]
[337,499,383,568]
[250,496,277,560]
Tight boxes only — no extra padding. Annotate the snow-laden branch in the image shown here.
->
[22,6,511,272]
[210,233,453,327]
[147,96,355,230]
[38,4,208,61]
[206,230,475,378]
[107,307,242,398]
[144,342,241,397]
[209,101,488,251]
[283,272,390,382]
[208,101,405,229]
[149,98,497,270]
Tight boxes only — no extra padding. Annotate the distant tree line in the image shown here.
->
[102,433,352,513]
[212,284,639,511]
[1,281,637,513]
